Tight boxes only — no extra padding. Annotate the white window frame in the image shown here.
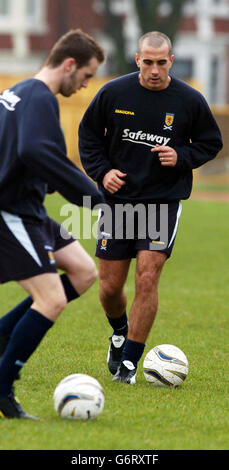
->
[0,0,47,34]
[26,0,46,32]
[184,0,229,17]
[0,0,11,23]
[0,0,9,15]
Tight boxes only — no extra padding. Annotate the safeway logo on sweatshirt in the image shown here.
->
[122,128,170,148]
[0,89,21,111]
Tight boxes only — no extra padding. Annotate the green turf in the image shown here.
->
[194,184,229,192]
[0,194,228,450]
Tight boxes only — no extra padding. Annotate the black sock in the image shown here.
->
[0,297,33,337]
[106,312,128,336]
[0,308,53,398]
[0,273,79,339]
[122,339,145,367]
[60,273,79,302]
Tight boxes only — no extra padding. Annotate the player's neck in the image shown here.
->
[34,66,62,95]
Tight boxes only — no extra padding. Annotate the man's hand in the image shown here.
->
[151,144,178,167]
[102,169,127,194]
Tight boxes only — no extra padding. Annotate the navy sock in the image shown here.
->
[121,339,145,368]
[0,297,33,338]
[0,273,79,339]
[106,312,128,336]
[0,308,53,398]
[60,273,79,302]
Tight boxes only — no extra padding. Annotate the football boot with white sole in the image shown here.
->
[113,360,137,384]
[107,334,127,375]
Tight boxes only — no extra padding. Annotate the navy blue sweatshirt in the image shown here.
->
[79,72,223,201]
[0,78,104,220]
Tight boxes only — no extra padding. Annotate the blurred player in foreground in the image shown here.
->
[79,31,223,384]
[0,29,104,419]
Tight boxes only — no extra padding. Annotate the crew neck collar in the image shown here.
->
[137,73,173,93]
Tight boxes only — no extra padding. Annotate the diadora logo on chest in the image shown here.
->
[163,113,175,131]
[0,89,21,111]
[115,108,135,116]
[122,129,171,147]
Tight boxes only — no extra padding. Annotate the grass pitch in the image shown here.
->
[0,193,228,450]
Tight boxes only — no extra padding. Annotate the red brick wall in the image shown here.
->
[29,0,61,52]
[213,18,229,32]
[0,2,228,54]
[0,34,12,49]
[66,0,104,32]
[179,17,197,32]
[28,0,104,53]
[226,45,229,104]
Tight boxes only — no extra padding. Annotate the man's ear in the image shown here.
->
[63,57,77,72]
[135,53,140,68]
[169,54,175,68]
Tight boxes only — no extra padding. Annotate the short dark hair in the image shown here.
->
[45,29,105,68]
[138,31,172,56]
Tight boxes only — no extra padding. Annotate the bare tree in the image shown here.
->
[135,0,186,44]
[102,0,129,75]
[102,0,186,74]
[134,0,161,34]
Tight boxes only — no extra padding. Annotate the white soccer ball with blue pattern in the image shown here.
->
[143,344,189,387]
[53,373,105,420]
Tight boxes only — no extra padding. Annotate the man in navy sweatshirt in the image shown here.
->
[79,31,223,384]
[0,29,105,419]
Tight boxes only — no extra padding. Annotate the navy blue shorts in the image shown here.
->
[96,200,182,260]
[0,211,75,283]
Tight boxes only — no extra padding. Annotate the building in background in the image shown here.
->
[0,0,48,74]
[0,0,228,178]
[0,0,229,104]
[173,0,229,105]
[0,0,104,74]
[94,0,229,106]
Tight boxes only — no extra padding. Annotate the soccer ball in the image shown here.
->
[53,373,105,420]
[143,344,188,387]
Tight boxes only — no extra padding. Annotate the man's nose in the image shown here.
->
[82,80,89,88]
[151,63,159,75]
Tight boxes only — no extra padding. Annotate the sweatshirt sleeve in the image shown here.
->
[78,89,113,183]
[174,93,223,171]
[17,90,104,208]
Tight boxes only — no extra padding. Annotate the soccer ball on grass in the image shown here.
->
[53,373,105,420]
[143,344,188,387]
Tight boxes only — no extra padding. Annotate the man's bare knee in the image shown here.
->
[136,252,166,288]
[136,263,164,293]
[100,278,122,299]
[33,292,67,321]
[19,273,68,320]
[68,259,98,295]
[136,271,156,294]
[50,293,67,316]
